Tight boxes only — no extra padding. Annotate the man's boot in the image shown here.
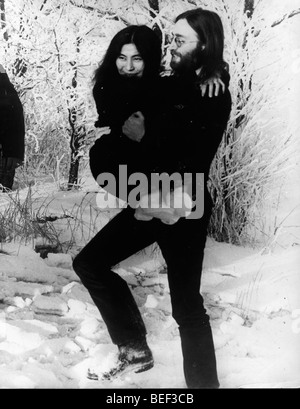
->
[87,338,154,381]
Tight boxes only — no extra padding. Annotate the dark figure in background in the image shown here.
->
[0,64,25,191]
[73,9,231,389]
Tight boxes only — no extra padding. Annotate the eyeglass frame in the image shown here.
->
[168,34,199,48]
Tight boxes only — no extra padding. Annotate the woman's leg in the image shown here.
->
[73,207,157,346]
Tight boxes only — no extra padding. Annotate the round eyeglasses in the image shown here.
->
[168,34,198,48]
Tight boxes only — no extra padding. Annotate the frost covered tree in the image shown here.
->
[0,0,98,186]
[0,0,298,247]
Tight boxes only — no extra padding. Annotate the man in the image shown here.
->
[73,8,231,389]
[129,8,232,388]
[0,64,25,191]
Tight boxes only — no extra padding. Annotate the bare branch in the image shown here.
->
[53,29,61,73]
[68,0,130,25]
[186,0,197,6]
[39,0,48,11]
[69,0,96,12]
[271,8,300,28]
[253,7,300,37]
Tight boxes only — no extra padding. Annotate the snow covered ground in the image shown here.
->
[0,173,299,389]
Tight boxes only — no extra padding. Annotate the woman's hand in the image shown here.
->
[122,111,145,142]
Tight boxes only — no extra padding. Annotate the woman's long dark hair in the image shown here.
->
[93,25,162,88]
[175,8,228,82]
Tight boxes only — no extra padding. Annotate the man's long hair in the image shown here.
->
[175,8,227,82]
[93,25,162,89]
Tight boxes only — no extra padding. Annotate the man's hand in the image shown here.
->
[122,111,145,142]
[134,187,193,225]
[134,189,179,224]
[135,206,180,225]
[0,64,6,74]
[200,77,225,97]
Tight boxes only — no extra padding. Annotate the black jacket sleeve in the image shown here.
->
[156,73,231,176]
[181,88,232,176]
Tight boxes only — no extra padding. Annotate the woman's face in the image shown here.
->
[116,43,145,78]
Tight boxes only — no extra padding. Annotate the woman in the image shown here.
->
[76,25,163,381]
[89,25,162,201]
[90,25,193,223]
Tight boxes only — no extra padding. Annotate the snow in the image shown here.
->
[0,2,299,388]
[0,171,299,390]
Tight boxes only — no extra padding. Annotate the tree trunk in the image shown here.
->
[244,0,254,18]
[148,0,159,18]
[67,106,80,189]
[68,148,80,189]
[148,0,162,41]
[237,0,255,126]
[67,107,85,189]
[67,36,85,190]
[0,0,8,41]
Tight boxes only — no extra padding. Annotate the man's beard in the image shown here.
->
[170,46,203,76]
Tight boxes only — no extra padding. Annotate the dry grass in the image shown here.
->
[0,184,108,255]
[0,187,61,248]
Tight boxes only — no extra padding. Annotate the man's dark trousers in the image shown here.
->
[73,206,219,388]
